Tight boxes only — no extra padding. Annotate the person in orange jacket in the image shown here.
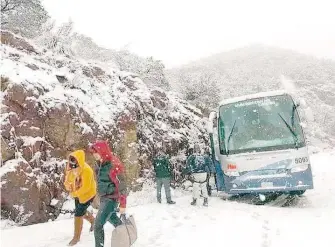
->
[64,150,97,246]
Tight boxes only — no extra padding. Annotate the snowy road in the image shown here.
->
[1,151,335,247]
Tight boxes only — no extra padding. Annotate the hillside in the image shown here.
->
[0,31,207,226]
[166,44,335,149]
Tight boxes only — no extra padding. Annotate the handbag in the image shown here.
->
[111,214,137,247]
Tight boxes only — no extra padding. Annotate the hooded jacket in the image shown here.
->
[64,150,97,204]
[90,141,127,208]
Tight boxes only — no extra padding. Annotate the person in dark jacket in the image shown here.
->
[89,140,127,247]
[183,144,214,206]
[153,147,176,204]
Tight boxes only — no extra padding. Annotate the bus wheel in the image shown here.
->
[289,190,306,196]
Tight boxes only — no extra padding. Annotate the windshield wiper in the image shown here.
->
[278,113,299,149]
[291,103,298,127]
[226,119,237,155]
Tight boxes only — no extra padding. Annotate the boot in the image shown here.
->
[190,198,197,206]
[157,198,162,203]
[83,212,95,232]
[203,198,208,207]
[167,200,176,204]
[68,216,83,246]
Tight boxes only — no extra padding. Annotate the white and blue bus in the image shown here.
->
[208,91,314,198]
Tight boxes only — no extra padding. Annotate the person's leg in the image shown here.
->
[200,181,209,206]
[104,199,122,227]
[68,198,84,246]
[83,211,95,232]
[83,197,95,232]
[162,178,175,204]
[94,198,116,247]
[156,177,163,203]
[109,212,123,227]
[191,181,200,205]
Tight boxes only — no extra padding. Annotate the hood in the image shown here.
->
[90,140,123,169]
[68,150,86,168]
[90,140,113,162]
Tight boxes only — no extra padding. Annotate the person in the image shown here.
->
[183,144,213,207]
[88,140,128,247]
[152,148,176,204]
[64,150,97,246]
[204,147,216,196]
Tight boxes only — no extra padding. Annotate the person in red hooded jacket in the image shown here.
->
[88,140,127,247]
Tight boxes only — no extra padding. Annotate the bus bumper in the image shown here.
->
[221,168,314,195]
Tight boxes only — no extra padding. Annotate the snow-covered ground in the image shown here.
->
[1,150,335,247]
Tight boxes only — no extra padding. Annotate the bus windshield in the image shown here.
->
[218,94,305,155]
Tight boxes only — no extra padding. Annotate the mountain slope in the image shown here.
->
[167,44,335,148]
[0,31,207,226]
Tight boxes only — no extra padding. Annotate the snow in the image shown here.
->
[50,199,59,207]
[207,111,217,133]
[20,136,45,146]
[219,90,287,106]
[1,151,335,247]
[76,122,93,134]
[0,158,27,177]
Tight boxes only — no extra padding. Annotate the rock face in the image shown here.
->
[0,32,207,225]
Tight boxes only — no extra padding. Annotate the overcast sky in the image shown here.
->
[43,0,335,68]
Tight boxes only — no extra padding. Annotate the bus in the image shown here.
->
[208,91,314,198]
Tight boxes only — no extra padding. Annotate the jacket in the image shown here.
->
[91,141,127,208]
[183,154,214,175]
[64,150,97,204]
[153,154,171,178]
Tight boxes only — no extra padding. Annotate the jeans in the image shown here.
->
[94,197,122,247]
[156,177,172,202]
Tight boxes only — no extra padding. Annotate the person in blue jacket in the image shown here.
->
[183,144,214,206]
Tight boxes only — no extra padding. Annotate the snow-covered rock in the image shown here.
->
[0,31,207,226]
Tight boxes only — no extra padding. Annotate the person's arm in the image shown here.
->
[72,168,93,197]
[182,156,192,175]
[109,156,127,209]
[64,169,75,192]
[205,157,213,174]
[209,158,215,174]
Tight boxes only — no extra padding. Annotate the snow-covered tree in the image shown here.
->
[172,69,221,112]
[110,50,170,89]
[1,0,49,38]
[141,57,170,90]
[35,20,75,56]
[71,33,102,60]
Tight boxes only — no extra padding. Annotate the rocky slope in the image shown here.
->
[0,31,207,226]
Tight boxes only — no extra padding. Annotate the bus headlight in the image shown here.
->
[224,171,240,176]
[291,164,309,173]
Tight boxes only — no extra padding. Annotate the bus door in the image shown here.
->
[214,159,225,191]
